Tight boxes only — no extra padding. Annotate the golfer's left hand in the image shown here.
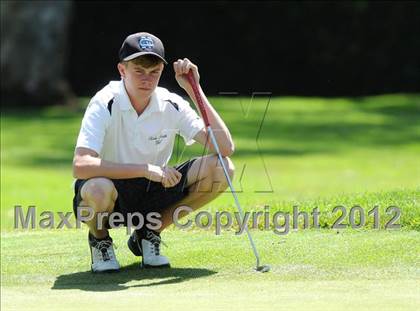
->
[174,58,200,91]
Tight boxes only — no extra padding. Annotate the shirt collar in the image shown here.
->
[118,79,164,114]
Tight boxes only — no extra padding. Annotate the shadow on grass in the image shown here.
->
[52,264,217,292]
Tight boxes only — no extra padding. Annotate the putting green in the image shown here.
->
[2,94,419,310]
[1,229,419,311]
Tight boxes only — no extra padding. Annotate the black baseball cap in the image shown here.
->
[119,32,167,64]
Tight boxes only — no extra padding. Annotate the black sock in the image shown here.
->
[135,228,160,241]
[89,232,110,242]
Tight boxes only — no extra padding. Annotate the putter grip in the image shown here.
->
[186,71,210,127]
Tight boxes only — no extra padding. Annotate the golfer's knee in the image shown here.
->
[211,157,234,192]
[81,178,117,213]
[224,156,235,179]
[204,155,234,175]
[214,156,235,180]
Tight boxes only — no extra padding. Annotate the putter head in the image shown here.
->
[255,265,271,273]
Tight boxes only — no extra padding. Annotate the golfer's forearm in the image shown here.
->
[187,86,235,155]
[204,101,235,155]
[73,156,148,179]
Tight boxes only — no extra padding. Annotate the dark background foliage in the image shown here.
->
[68,1,420,97]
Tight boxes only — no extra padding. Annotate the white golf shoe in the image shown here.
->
[128,229,170,268]
[89,233,120,273]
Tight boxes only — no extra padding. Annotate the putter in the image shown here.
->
[186,71,270,273]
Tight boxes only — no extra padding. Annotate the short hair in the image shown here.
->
[122,54,163,68]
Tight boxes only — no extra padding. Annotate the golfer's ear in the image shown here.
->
[117,62,126,78]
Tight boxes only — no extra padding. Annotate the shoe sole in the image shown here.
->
[91,268,120,273]
[127,235,142,257]
[141,262,171,269]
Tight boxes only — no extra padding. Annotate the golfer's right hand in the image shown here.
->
[146,164,182,188]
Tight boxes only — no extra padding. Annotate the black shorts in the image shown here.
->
[72,158,196,227]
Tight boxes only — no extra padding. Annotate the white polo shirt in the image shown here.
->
[76,79,205,166]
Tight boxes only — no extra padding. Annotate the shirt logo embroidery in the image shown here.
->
[149,134,167,145]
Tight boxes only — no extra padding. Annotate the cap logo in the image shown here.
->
[138,36,154,50]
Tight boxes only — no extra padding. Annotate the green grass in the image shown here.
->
[1,229,420,311]
[1,94,420,310]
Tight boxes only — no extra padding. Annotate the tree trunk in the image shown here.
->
[1,0,74,106]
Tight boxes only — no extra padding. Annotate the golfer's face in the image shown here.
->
[125,62,164,97]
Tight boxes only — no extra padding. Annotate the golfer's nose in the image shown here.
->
[142,74,154,83]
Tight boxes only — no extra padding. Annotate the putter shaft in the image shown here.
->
[207,126,262,268]
[186,71,263,270]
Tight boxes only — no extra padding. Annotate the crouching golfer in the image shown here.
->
[72,32,235,272]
